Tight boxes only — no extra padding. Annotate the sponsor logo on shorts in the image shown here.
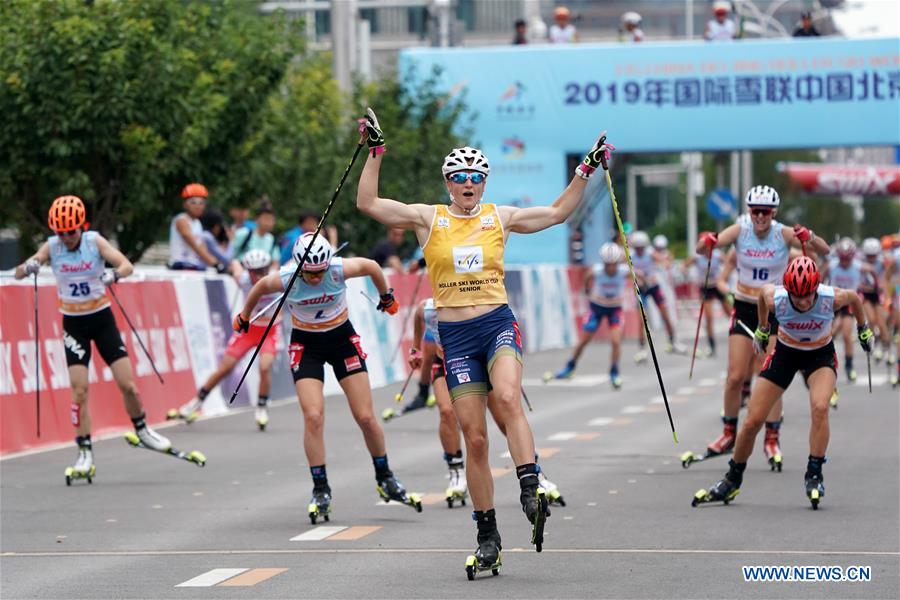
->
[457,371,471,383]
[63,332,86,360]
[452,246,483,274]
[344,356,361,372]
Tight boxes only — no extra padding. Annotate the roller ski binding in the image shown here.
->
[543,360,575,383]
[681,421,736,468]
[307,486,332,524]
[64,446,96,486]
[445,465,468,508]
[692,476,740,507]
[255,402,269,431]
[376,474,422,512]
[764,423,783,472]
[805,472,824,510]
[538,471,566,507]
[124,430,206,467]
[520,475,550,552]
[465,530,502,580]
[166,397,201,424]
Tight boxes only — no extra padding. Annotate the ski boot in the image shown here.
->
[445,465,468,508]
[764,422,783,472]
[873,346,884,363]
[692,474,741,507]
[255,402,269,431]
[167,397,201,424]
[610,368,622,390]
[376,474,422,512]
[681,420,736,468]
[307,486,332,524]
[465,529,502,580]
[846,365,858,383]
[666,340,688,355]
[634,348,649,364]
[124,429,206,467]
[829,388,839,410]
[805,472,824,510]
[538,470,566,507]
[519,475,550,552]
[543,360,575,383]
[64,446,96,486]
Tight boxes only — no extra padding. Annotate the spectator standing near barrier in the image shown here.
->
[280,211,338,266]
[200,207,233,266]
[793,11,820,37]
[368,227,407,273]
[620,12,644,43]
[512,19,528,45]
[704,1,737,42]
[229,206,254,235]
[548,6,577,44]
[169,183,225,272]
[230,199,280,277]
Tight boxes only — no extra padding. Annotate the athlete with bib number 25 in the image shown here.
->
[233,232,422,524]
[14,196,179,484]
[356,107,610,579]
[692,256,873,510]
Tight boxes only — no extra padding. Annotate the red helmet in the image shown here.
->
[181,183,208,200]
[783,256,820,296]
[47,195,86,233]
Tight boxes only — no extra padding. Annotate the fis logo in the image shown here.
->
[437,217,450,229]
[480,215,496,231]
[452,246,483,274]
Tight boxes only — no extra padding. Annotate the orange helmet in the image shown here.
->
[47,195,86,233]
[881,235,893,251]
[783,256,820,296]
[181,183,209,200]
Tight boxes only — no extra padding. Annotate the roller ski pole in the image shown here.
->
[307,486,332,524]
[805,472,824,510]
[520,386,533,412]
[64,446,95,486]
[465,530,502,581]
[376,474,422,512]
[123,431,206,467]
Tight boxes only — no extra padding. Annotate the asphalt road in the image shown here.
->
[2,334,898,599]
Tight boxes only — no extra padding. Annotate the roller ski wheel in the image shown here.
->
[610,373,622,390]
[465,536,502,580]
[64,464,96,486]
[123,432,206,467]
[764,431,782,473]
[376,477,423,513]
[465,554,501,580]
[425,394,437,408]
[538,472,566,507]
[521,486,549,552]
[446,489,467,509]
[307,489,332,525]
[255,406,269,431]
[543,363,575,383]
[381,407,397,422]
[829,389,839,410]
[680,447,731,469]
[165,407,199,424]
[805,473,824,510]
[691,478,740,507]
[665,341,689,356]
[767,454,783,472]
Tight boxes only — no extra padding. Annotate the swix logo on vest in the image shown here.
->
[783,321,824,331]
[744,249,776,259]
[60,260,94,273]
[299,293,335,306]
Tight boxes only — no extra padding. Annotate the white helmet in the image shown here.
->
[599,242,623,264]
[713,0,730,13]
[630,231,650,248]
[861,237,880,256]
[745,185,780,207]
[835,237,856,259]
[622,11,641,25]
[241,249,272,271]
[653,234,669,250]
[292,232,333,272]
[442,147,491,177]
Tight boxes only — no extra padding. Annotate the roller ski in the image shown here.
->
[763,422,783,472]
[538,470,566,507]
[465,530,502,580]
[681,421,736,468]
[805,472,824,510]
[543,360,575,383]
[381,391,435,422]
[829,388,839,410]
[610,368,622,390]
[691,476,740,507]
[123,429,206,467]
[665,340,688,355]
[166,397,200,424]
[633,348,649,364]
[307,486,332,524]
[255,402,269,431]
[520,475,550,552]
[64,446,96,486]
[445,465,468,509]
[376,474,422,512]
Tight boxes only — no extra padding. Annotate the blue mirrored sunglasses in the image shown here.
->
[448,172,486,185]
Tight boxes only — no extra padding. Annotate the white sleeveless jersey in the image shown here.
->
[630,249,658,286]
[49,231,110,316]
[239,271,282,326]
[706,18,736,41]
[827,258,861,292]
[423,298,441,348]
[734,220,789,302]
[589,263,630,307]
[859,256,884,292]
[169,213,204,268]
[280,257,348,332]
[696,249,723,283]
[774,285,835,350]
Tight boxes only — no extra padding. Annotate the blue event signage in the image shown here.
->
[400,37,899,263]
[706,187,737,220]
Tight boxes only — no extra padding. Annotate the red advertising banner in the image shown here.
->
[780,163,900,196]
[0,280,196,455]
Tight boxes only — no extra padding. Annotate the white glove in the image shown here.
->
[100,270,119,286]
[24,259,41,275]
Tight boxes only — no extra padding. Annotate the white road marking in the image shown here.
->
[854,374,887,386]
[620,406,646,414]
[547,432,578,441]
[523,374,610,387]
[588,417,614,427]
[176,568,248,587]
[289,527,347,541]
[676,386,696,395]
[648,396,664,405]
[698,378,719,387]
